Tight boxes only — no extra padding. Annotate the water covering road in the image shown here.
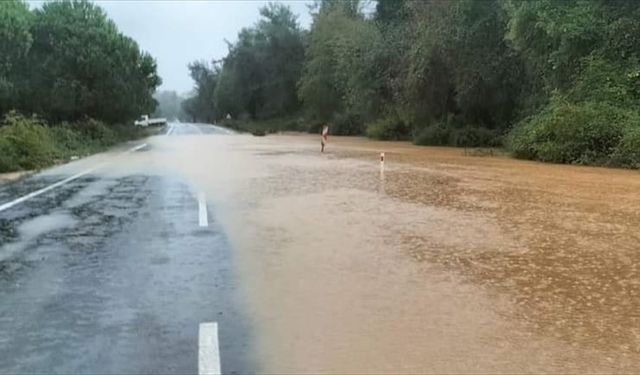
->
[1,123,639,373]
[0,123,251,374]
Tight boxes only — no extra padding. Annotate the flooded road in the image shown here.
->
[0,123,252,373]
[170,134,639,373]
[1,126,638,373]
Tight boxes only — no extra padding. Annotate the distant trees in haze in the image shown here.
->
[154,91,185,121]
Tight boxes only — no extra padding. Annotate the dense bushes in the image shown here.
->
[414,122,502,148]
[0,114,58,171]
[366,117,411,141]
[0,113,147,172]
[507,101,640,166]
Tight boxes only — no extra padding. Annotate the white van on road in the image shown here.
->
[134,115,167,127]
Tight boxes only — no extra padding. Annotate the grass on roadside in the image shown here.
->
[0,112,152,173]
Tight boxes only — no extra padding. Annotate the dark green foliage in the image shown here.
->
[414,122,501,148]
[212,3,304,121]
[0,0,32,115]
[414,124,450,146]
[366,117,411,141]
[187,0,640,167]
[0,113,149,172]
[0,0,160,125]
[508,100,640,166]
[183,62,218,123]
[0,113,58,171]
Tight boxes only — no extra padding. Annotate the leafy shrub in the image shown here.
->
[0,113,59,171]
[569,55,640,108]
[413,123,450,146]
[612,126,640,168]
[366,117,411,140]
[67,118,118,146]
[449,126,502,147]
[413,122,501,147]
[331,112,365,135]
[0,113,147,173]
[507,100,640,166]
[49,125,88,155]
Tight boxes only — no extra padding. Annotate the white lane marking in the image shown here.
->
[129,143,147,152]
[166,126,173,135]
[190,123,203,134]
[199,322,221,375]
[198,192,208,227]
[0,143,147,213]
[0,167,100,213]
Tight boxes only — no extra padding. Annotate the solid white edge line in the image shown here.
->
[198,192,208,227]
[199,322,221,375]
[0,143,147,213]
[167,125,174,135]
[0,167,99,213]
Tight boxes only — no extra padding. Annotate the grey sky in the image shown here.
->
[99,0,313,94]
[31,1,314,94]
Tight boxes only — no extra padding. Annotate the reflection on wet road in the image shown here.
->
[0,123,251,374]
[1,124,639,373]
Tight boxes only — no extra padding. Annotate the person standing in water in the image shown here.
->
[321,124,329,153]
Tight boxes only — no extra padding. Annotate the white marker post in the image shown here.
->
[380,152,385,171]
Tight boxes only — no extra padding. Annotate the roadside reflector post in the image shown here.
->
[380,152,385,169]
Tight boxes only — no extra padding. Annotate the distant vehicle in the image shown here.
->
[134,115,167,127]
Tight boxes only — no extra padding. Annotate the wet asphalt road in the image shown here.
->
[0,123,251,374]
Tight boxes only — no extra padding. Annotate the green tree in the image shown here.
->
[0,0,32,115]
[24,0,160,124]
[210,3,304,120]
[184,61,218,122]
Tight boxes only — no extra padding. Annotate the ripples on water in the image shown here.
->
[242,139,640,360]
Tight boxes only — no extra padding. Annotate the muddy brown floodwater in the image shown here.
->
[142,133,640,373]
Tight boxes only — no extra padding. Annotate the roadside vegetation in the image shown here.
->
[185,0,640,168]
[0,112,151,173]
[0,0,161,173]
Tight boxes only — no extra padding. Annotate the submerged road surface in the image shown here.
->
[0,123,251,374]
[2,122,639,373]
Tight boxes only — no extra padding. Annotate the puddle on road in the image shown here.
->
[132,134,640,372]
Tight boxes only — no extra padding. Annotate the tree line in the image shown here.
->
[0,0,161,172]
[0,0,161,125]
[187,0,640,167]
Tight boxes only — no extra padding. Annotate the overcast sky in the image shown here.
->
[31,1,314,94]
[103,0,314,94]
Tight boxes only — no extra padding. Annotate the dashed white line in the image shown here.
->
[199,322,221,375]
[198,192,208,227]
[129,143,148,152]
[0,143,147,213]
